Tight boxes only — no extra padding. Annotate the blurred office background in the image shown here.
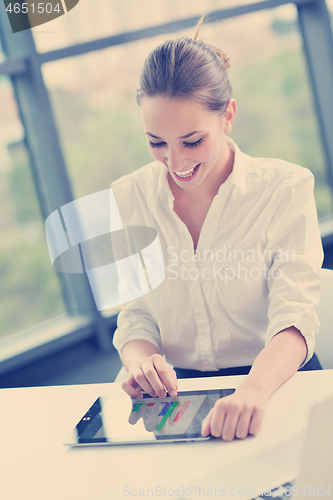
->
[0,0,333,387]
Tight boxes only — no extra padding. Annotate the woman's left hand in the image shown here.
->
[201,386,268,441]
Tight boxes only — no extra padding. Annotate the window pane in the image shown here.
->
[33,0,269,53]
[222,5,332,219]
[328,0,333,29]
[0,37,5,63]
[42,44,155,198]
[42,3,331,218]
[0,76,66,340]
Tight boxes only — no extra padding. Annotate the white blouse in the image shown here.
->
[112,137,323,370]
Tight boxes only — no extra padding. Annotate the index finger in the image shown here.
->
[152,357,178,398]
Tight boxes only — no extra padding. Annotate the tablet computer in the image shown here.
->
[64,388,235,446]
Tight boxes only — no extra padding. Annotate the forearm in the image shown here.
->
[202,326,307,440]
[121,339,160,372]
[240,326,307,398]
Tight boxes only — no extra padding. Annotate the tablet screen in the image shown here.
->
[64,388,235,446]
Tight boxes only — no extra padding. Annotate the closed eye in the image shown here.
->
[149,138,204,148]
[148,140,166,148]
[184,138,204,148]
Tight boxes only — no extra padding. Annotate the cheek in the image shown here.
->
[195,143,214,161]
[148,148,163,162]
[147,144,166,162]
[205,140,221,160]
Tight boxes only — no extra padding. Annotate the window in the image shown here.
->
[42,45,153,199]
[43,3,331,218]
[32,0,265,53]
[0,76,66,340]
[221,5,331,218]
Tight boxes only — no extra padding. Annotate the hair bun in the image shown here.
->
[138,29,233,113]
[208,44,230,69]
[193,15,230,69]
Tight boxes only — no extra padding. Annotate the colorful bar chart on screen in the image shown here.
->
[173,400,191,422]
[156,402,179,431]
[158,402,171,416]
[131,402,155,412]
[130,394,207,435]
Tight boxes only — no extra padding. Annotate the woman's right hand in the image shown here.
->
[121,354,178,399]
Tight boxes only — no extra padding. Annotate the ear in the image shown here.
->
[223,98,236,133]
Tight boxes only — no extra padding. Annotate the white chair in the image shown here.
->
[114,268,333,381]
[315,268,333,369]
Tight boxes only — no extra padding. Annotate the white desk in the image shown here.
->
[1,370,333,500]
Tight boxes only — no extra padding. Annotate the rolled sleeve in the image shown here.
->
[113,295,163,354]
[265,170,323,366]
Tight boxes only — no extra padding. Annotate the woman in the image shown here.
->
[112,26,323,441]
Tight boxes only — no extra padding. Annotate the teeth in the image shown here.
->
[175,165,199,178]
[177,168,193,176]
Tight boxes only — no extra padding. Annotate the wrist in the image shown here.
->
[121,339,160,372]
[237,376,271,400]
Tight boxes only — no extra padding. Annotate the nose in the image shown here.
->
[165,148,187,172]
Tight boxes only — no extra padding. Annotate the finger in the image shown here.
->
[153,356,178,394]
[128,404,145,425]
[133,367,159,397]
[221,402,242,441]
[235,406,254,439]
[170,367,178,387]
[122,371,158,398]
[153,357,178,397]
[248,406,265,436]
[140,362,167,397]
[121,377,144,399]
[209,402,227,438]
[201,408,213,437]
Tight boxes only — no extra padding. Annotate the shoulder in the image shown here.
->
[229,138,314,195]
[244,153,314,194]
[246,157,316,224]
[252,155,312,178]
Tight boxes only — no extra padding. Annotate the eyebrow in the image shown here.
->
[146,131,203,140]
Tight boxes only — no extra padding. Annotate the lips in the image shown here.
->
[176,167,196,177]
[174,164,200,180]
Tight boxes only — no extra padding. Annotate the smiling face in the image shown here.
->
[140,96,236,195]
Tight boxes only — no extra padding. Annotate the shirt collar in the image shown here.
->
[224,136,247,195]
[156,136,248,201]
[156,163,174,203]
